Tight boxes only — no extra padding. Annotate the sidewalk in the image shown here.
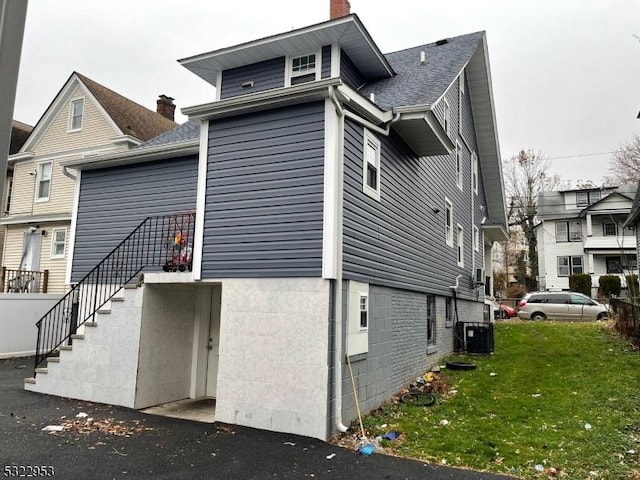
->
[0,357,515,479]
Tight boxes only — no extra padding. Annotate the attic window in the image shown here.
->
[289,53,318,86]
[69,98,84,131]
[576,190,601,207]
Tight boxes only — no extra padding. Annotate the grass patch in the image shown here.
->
[357,321,640,479]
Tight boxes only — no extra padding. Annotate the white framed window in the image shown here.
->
[473,225,480,251]
[69,98,84,131]
[445,198,453,247]
[36,162,52,201]
[558,255,583,276]
[359,293,368,330]
[362,129,381,201]
[556,221,582,242]
[51,228,66,258]
[603,222,617,236]
[472,151,478,194]
[576,190,601,207]
[456,142,463,190]
[286,51,320,86]
[457,224,464,267]
[347,281,369,356]
[443,98,451,136]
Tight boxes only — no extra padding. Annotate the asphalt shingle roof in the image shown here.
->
[10,120,33,154]
[75,72,178,142]
[360,31,484,110]
[134,120,200,149]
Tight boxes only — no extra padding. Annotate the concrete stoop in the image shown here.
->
[24,286,144,409]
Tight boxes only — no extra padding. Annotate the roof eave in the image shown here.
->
[62,140,200,170]
[178,15,394,86]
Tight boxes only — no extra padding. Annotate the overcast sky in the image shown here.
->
[12,0,640,186]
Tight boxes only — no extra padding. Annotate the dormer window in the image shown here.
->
[69,98,84,131]
[288,52,319,86]
[576,190,600,207]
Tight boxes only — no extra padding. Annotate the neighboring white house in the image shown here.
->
[536,185,637,294]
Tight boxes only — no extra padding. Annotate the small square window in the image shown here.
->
[69,98,84,131]
[289,53,318,86]
[362,129,381,201]
[51,228,66,258]
[603,222,617,236]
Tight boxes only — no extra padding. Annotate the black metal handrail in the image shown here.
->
[33,212,195,372]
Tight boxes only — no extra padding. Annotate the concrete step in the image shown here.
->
[60,345,72,351]
[111,296,125,302]
[71,334,84,341]
[24,377,36,384]
[35,368,48,374]
[46,357,60,363]
[85,321,98,327]
[97,308,111,315]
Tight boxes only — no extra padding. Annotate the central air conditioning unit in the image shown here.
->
[475,268,485,285]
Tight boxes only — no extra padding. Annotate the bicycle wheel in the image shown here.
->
[401,391,436,407]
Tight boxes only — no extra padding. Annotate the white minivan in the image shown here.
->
[517,292,609,321]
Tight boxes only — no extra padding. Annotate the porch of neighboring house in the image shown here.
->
[1,267,48,293]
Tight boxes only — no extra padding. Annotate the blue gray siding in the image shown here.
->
[341,51,365,89]
[343,78,483,299]
[71,156,199,281]
[201,102,325,278]
[333,284,460,432]
[220,57,285,99]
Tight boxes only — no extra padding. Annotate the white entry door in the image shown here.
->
[205,286,221,397]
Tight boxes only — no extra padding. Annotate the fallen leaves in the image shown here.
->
[44,416,154,437]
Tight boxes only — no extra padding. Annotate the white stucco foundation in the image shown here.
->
[25,288,144,407]
[215,278,331,440]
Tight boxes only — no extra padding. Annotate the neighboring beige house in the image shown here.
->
[1,121,33,272]
[1,72,177,293]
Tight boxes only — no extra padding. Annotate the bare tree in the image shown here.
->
[607,134,640,185]
[503,149,561,281]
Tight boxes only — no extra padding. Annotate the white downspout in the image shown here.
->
[329,86,348,433]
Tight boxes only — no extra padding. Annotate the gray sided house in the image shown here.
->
[25,14,508,441]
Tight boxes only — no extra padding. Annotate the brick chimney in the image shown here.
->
[330,0,350,19]
[156,95,176,121]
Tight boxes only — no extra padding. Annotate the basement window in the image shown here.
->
[347,281,369,356]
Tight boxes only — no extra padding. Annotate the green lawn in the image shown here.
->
[359,321,640,479]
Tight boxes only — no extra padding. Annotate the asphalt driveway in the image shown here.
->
[0,357,514,479]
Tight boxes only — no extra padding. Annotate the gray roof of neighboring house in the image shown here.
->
[134,120,200,149]
[538,184,637,219]
[360,31,484,110]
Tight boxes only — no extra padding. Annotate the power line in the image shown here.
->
[542,151,617,161]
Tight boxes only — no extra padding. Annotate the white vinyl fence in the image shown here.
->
[0,294,63,358]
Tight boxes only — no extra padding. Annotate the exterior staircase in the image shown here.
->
[24,213,195,406]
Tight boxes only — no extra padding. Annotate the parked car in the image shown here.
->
[494,302,517,319]
[517,292,609,321]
